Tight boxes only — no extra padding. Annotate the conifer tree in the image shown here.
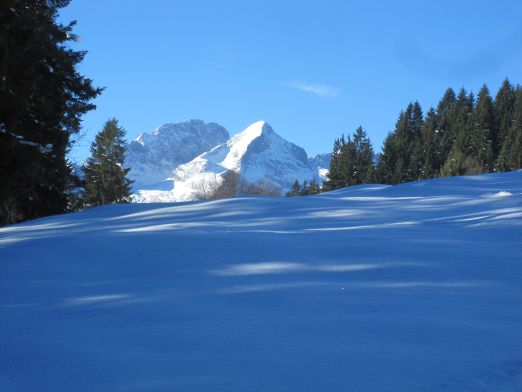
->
[0,0,101,225]
[497,86,522,170]
[469,85,494,170]
[299,180,310,196]
[309,179,319,195]
[83,119,133,206]
[286,180,301,197]
[327,127,374,189]
[352,127,375,184]
[435,88,457,168]
[377,103,422,184]
[419,108,440,178]
[494,79,516,156]
[324,136,346,190]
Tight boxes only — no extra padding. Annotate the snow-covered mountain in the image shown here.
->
[125,120,229,189]
[308,153,331,182]
[132,121,320,202]
[168,121,316,200]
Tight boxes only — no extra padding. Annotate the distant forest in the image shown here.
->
[290,80,522,196]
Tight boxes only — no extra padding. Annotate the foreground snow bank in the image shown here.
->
[1,172,522,391]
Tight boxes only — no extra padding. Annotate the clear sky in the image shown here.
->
[60,0,522,162]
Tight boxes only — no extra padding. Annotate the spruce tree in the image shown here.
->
[420,108,440,178]
[327,127,374,189]
[494,79,516,156]
[309,179,319,195]
[299,180,310,196]
[352,126,375,184]
[435,88,457,168]
[286,180,301,197]
[377,103,423,184]
[497,86,522,170]
[83,119,133,206]
[469,85,494,170]
[324,136,347,190]
[0,0,101,225]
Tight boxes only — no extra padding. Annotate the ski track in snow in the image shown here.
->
[1,171,522,391]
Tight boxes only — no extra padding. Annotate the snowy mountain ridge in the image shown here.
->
[125,119,229,189]
[129,120,328,202]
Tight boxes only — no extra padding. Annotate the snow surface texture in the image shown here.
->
[130,120,326,202]
[125,119,229,189]
[2,171,522,392]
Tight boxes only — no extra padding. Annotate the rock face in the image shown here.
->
[127,120,328,202]
[125,120,229,189]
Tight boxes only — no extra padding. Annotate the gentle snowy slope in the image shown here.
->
[125,119,229,189]
[1,172,522,391]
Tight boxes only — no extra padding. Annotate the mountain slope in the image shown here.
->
[2,171,522,391]
[125,119,229,189]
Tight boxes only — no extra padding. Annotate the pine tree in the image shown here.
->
[494,79,516,157]
[83,119,133,206]
[468,85,494,170]
[497,86,522,170]
[327,127,374,189]
[440,88,478,176]
[309,179,319,195]
[377,103,423,184]
[286,180,301,197]
[420,108,440,178]
[299,180,310,196]
[0,0,101,225]
[352,126,375,184]
[435,88,457,169]
[325,135,347,190]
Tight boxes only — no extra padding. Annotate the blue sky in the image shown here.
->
[60,0,522,162]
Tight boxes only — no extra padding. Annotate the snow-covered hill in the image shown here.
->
[125,119,229,189]
[133,121,317,202]
[2,171,522,391]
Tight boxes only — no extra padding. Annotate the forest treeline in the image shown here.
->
[289,80,522,195]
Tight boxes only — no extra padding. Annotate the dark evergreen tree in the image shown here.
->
[377,103,423,184]
[494,79,516,157]
[435,88,457,169]
[440,88,479,176]
[83,119,133,206]
[469,85,494,170]
[324,135,347,190]
[419,108,440,178]
[497,86,522,170]
[0,0,101,225]
[286,180,301,197]
[299,180,310,196]
[309,179,319,195]
[352,126,375,184]
[327,127,374,189]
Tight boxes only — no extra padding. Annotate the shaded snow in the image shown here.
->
[1,171,522,391]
